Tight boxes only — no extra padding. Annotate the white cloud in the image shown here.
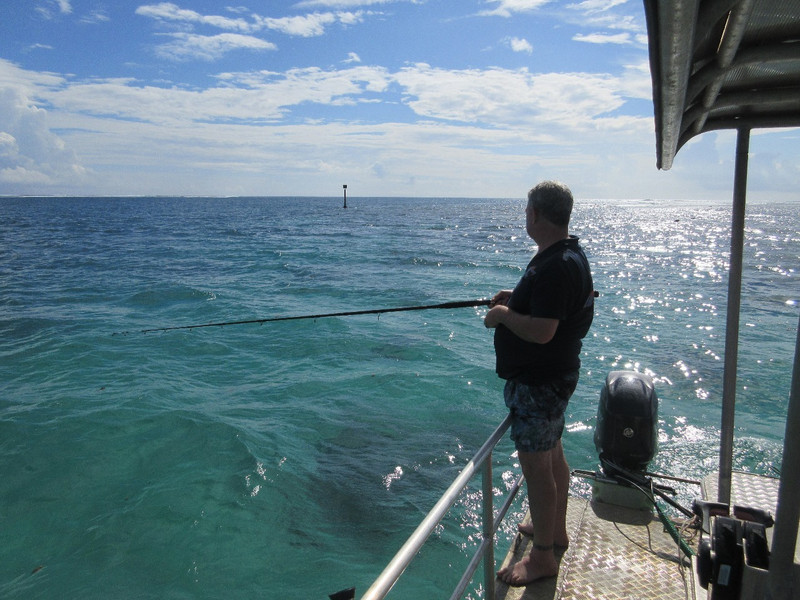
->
[343,52,362,64]
[25,43,55,52]
[79,9,111,24]
[1,165,54,185]
[153,33,277,61]
[135,3,254,32]
[295,0,417,7]
[618,60,655,100]
[565,0,642,32]
[0,56,654,195]
[135,4,375,60]
[480,0,552,18]
[394,64,632,127]
[507,37,533,54]
[573,32,632,45]
[46,66,392,125]
[252,12,340,37]
[10,52,796,200]
[250,11,372,37]
[568,0,627,11]
[136,4,372,39]
[0,55,656,196]
[36,0,72,19]
[0,131,19,163]
[0,59,65,97]
[0,82,87,192]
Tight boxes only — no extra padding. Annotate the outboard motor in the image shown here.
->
[595,370,658,476]
[589,371,659,522]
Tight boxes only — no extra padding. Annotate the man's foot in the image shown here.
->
[517,522,569,548]
[497,547,559,586]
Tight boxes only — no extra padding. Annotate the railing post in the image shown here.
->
[361,416,512,600]
[482,456,495,600]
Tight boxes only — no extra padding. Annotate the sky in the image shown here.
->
[0,0,798,200]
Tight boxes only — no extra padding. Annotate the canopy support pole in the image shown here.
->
[767,312,800,599]
[718,126,750,505]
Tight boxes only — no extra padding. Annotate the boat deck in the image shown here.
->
[495,471,796,600]
[495,495,694,600]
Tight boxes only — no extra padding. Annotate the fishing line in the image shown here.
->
[113,298,492,336]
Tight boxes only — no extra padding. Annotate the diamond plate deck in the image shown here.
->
[495,495,694,600]
[701,471,780,516]
[495,471,798,599]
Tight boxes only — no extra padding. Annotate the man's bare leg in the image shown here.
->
[518,440,570,548]
[551,441,570,547]
[497,448,560,585]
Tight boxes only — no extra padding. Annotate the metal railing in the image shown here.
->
[360,414,525,600]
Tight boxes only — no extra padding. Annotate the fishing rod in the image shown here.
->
[114,298,492,336]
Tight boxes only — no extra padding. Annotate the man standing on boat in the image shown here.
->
[484,181,594,586]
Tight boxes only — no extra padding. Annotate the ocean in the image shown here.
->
[1,196,797,599]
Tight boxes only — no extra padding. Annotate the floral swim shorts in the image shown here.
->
[503,371,580,453]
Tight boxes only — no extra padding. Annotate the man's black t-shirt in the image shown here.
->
[493,236,594,383]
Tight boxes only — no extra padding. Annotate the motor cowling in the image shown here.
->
[594,370,658,474]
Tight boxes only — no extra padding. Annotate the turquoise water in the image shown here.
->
[1,197,797,599]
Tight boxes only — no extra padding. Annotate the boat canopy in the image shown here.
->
[643,0,800,170]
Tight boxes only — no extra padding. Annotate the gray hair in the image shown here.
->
[527,181,573,227]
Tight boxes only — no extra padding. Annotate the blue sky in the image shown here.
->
[1,0,797,200]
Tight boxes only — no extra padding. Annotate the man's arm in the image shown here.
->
[484,304,559,344]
